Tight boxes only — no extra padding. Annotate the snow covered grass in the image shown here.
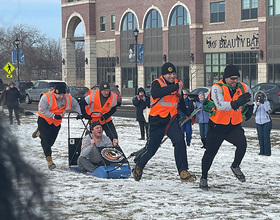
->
[10,113,280,219]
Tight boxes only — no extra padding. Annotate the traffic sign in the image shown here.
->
[3,62,15,74]
[7,74,13,78]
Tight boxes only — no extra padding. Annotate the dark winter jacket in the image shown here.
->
[5,87,20,107]
[132,90,150,122]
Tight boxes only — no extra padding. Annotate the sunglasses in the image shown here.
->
[230,77,239,81]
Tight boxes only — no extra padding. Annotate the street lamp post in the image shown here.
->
[14,38,20,82]
[133,28,139,95]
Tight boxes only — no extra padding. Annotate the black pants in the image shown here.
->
[7,106,20,124]
[102,120,118,141]
[201,121,247,178]
[134,119,189,174]
[38,116,61,157]
[138,121,149,139]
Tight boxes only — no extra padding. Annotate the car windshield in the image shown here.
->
[20,82,33,88]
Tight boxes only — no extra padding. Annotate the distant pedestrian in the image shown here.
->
[253,91,272,156]
[132,87,150,140]
[196,91,209,148]
[5,82,21,125]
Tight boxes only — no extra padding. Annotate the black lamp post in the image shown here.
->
[133,28,139,95]
[14,38,20,82]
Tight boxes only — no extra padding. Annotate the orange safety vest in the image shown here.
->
[85,90,118,124]
[149,76,182,118]
[38,91,72,126]
[208,79,247,125]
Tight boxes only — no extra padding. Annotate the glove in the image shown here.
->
[231,92,251,110]
[54,114,62,120]
[83,114,92,120]
[76,114,83,120]
[244,104,253,121]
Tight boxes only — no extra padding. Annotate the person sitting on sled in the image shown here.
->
[78,121,118,173]
[80,81,121,143]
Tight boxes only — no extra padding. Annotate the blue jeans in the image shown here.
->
[199,123,208,139]
[256,121,272,155]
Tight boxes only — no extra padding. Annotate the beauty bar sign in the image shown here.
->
[203,31,259,53]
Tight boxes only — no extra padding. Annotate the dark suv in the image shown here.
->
[25,80,66,104]
[251,83,280,114]
[14,80,33,102]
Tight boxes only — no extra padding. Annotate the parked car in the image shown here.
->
[25,80,66,104]
[14,80,33,102]
[67,85,89,101]
[91,84,122,103]
[188,87,211,102]
[251,83,280,114]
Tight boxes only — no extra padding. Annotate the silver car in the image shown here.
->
[25,80,66,104]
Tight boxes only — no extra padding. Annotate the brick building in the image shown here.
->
[61,0,280,96]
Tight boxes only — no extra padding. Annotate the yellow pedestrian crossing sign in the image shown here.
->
[3,62,15,74]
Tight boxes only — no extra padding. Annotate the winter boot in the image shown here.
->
[199,178,209,190]
[180,170,196,182]
[230,165,246,182]
[32,127,40,138]
[46,156,56,170]
[132,164,143,181]
[201,138,206,149]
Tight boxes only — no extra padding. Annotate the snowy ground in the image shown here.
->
[8,112,280,219]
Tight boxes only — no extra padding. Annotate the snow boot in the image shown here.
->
[32,127,40,138]
[230,165,246,182]
[180,170,196,182]
[199,178,209,190]
[46,156,56,170]
[132,164,143,181]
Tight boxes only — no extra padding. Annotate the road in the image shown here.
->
[19,102,280,130]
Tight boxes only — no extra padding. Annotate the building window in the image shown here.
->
[210,1,225,23]
[205,52,258,87]
[97,57,116,84]
[68,0,73,2]
[268,0,280,16]
[242,0,258,20]
[121,12,137,31]
[268,64,280,83]
[170,5,190,26]
[145,9,162,29]
[100,16,105,31]
[111,15,115,30]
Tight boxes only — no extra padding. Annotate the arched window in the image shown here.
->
[145,9,162,29]
[170,6,189,26]
[121,12,137,31]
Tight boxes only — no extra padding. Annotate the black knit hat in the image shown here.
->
[162,62,176,75]
[99,81,110,91]
[54,84,66,94]
[137,87,145,94]
[90,121,101,131]
[223,64,240,79]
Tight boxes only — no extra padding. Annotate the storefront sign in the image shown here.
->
[203,31,259,53]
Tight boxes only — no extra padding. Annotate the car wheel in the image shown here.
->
[268,101,275,114]
[25,94,31,104]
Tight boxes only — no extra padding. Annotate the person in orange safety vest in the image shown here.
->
[133,62,196,182]
[199,64,254,190]
[36,83,82,170]
[80,81,121,144]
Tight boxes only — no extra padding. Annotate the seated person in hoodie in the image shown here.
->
[77,121,118,173]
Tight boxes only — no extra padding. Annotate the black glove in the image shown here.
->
[76,114,83,120]
[54,114,62,120]
[244,104,254,121]
[231,92,251,110]
[83,114,92,120]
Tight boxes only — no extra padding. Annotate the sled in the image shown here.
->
[67,111,131,179]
